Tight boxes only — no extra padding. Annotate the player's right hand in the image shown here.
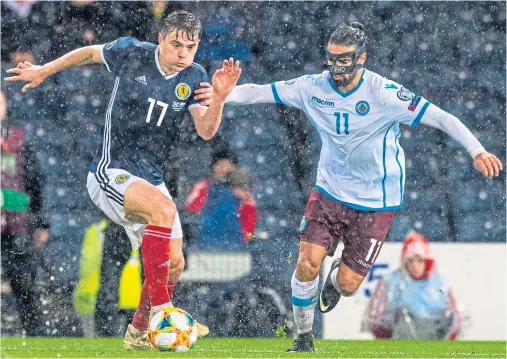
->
[194,82,213,106]
[474,151,503,177]
[5,61,46,92]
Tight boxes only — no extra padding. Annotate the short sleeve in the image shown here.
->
[270,76,312,110]
[380,82,431,127]
[100,37,137,73]
[188,64,210,111]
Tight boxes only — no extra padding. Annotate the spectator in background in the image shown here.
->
[51,1,116,56]
[185,146,257,250]
[94,222,136,337]
[1,0,37,65]
[363,231,461,340]
[1,90,49,335]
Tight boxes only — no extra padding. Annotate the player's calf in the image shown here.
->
[140,224,173,311]
[335,260,365,296]
[319,259,364,313]
[167,242,185,300]
[124,182,179,311]
[318,258,342,313]
[336,278,362,297]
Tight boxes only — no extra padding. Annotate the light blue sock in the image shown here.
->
[291,270,319,334]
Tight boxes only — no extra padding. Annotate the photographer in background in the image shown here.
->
[363,231,461,340]
[185,146,256,250]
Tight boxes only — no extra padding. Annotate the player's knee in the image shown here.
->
[337,279,361,297]
[150,199,176,226]
[296,256,320,281]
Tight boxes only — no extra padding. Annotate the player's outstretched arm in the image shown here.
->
[5,45,104,92]
[194,82,276,105]
[190,58,241,140]
[420,104,503,178]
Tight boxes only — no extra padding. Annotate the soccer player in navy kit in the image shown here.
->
[6,11,241,349]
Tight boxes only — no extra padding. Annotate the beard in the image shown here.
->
[332,73,355,88]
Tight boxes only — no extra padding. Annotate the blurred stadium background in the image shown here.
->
[1,0,505,342]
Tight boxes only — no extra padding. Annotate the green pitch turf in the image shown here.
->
[1,337,505,358]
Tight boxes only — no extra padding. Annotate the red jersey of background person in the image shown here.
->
[185,177,257,241]
[185,146,256,242]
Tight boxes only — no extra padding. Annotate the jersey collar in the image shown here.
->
[155,46,181,80]
[327,68,366,98]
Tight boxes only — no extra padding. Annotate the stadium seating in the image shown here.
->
[2,4,503,244]
[456,213,506,242]
[1,4,504,243]
[387,212,453,242]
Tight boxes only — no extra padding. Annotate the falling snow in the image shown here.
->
[0,1,505,343]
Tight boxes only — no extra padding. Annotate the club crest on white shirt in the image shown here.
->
[355,101,370,116]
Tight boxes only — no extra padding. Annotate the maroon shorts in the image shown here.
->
[299,189,396,277]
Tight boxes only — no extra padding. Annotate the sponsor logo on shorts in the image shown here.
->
[115,174,130,184]
[299,216,307,232]
[355,100,370,116]
[175,83,191,100]
[311,96,335,108]
[358,259,372,269]
[284,79,296,86]
[384,83,398,90]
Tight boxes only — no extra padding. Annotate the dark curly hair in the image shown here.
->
[328,22,367,52]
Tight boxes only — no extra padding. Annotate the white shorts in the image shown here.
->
[86,168,183,249]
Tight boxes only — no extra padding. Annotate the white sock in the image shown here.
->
[291,271,319,335]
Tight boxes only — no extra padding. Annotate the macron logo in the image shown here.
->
[311,96,334,108]
[135,75,147,85]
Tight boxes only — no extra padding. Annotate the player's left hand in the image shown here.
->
[212,58,241,101]
[474,151,503,177]
[5,61,46,92]
[194,82,213,106]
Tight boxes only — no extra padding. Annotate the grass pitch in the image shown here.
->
[0,337,505,358]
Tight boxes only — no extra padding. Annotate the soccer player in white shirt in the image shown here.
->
[195,22,502,351]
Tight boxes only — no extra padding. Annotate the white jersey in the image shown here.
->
[271,69,431,211]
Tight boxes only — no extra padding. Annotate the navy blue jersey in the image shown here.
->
[89,37,209,185]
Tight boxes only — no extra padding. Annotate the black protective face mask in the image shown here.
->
[325,46,365,75]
